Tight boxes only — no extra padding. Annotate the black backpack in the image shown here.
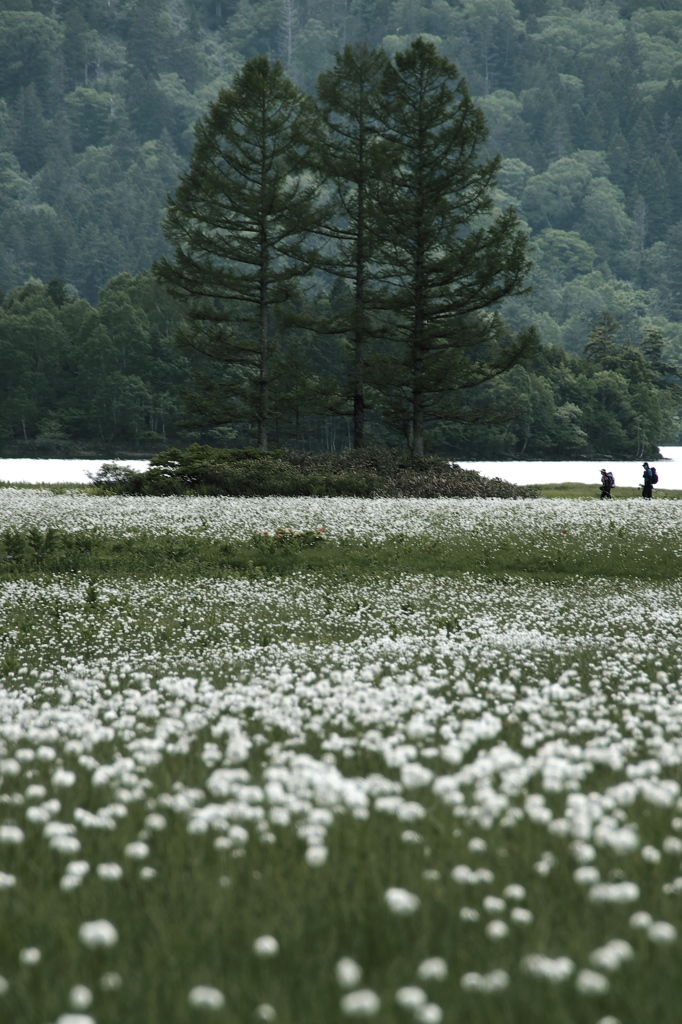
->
[651,467,659,485]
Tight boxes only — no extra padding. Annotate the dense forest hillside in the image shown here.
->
[2,0,682,457]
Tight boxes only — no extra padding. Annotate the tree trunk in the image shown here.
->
[353,124,366,448]
[258,271,268,450]
[258,118,269,451]
[412,388,424,455]
[353,269,365,447]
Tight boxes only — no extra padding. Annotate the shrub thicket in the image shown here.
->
[91,445,536,498]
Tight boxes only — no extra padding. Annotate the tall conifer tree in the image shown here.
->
[371,38,534,455]
[315,44,391,448]
[155,56,324,449]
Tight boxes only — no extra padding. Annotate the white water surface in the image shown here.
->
[0,448,681,488]
[458,446,682,489]
[0,459,148,485]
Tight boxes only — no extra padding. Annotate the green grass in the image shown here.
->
[2,523,682,582]
[536,482,682,499]
[1,501,682,1024]
[0,480,92,492]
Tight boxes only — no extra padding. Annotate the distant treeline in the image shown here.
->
[0,274,677,459]
[3,0,682,366]
[2,0,682,458]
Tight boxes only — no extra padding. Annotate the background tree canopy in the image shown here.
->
[1,0,682,458]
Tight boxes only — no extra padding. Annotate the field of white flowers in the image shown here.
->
[1,492,681,1024]
[3,487,682,546]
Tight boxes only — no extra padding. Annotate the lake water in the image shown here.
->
[458,446,682,490]
[0,449,681,488]
[0,459,149,485]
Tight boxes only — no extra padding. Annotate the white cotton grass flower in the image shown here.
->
[124,841,150,860]
[144,813,167,831]
[502,884,526,902]
[482,895,506,915]
[570,841,597,864]
[451,865,494,885]
[78,919,119,949]
[596,1017,622,1024]
[459,907,480,922]
[188,985,225,1010]
[0,872,17,889]
[588,882,639,904]
[395,986,427,1009]
[340,989,381,1016]
[533,852,556,877]
[99,972,122,991]
[510,907,533,926]
[336,958,363,988]
[468,837,488,854]
[629,910,654,930]
[305,845,328,868]
[397,802,427,823]
[589,940,634,972]
[140,866,157,881]
[0,975,8,995]
[56,1015,96,1024]
[0,825,25,845]
[574,866,600,885]
[61,860,90,890]
[254,1004,277,1021]
[401,830,423,844]
[400,763,434,789]
[51,768,77,789]
[415,1003,443,1023]
[460,969,509,993]
[641,845,662,864]
[19,947,41,966]
[97,862,123,881]
[485,920,509,941]
[26,806,51,825]
[575,969,610,995]
[25,784,47,801]
[50,834,82,856]
[66,860,90,878]
[253,935,279,958]
[416,957,448,982]
[647,921,678,944]
[662,836,682,855]
[521,954,575,982]
[60,874,83,893]
[384,887,420,915]
[69,985,93,1010]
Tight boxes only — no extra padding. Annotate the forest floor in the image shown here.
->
[0,493,681,1023]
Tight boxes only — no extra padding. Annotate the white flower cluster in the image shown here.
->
[0,494,681,1022]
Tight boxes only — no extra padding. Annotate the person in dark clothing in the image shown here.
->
[600,468,614,499]
[642,462,654,499]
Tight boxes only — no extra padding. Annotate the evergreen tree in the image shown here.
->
[370,38,534,455]
[314,44,391,447]
[155,56,324,449]
[12,83,47,174]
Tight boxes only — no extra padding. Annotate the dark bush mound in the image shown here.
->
[91,445,537,498]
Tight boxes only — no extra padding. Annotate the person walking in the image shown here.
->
[642,462,656,499]
[600,468,614,499]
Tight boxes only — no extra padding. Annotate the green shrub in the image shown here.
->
[91,445,536,499]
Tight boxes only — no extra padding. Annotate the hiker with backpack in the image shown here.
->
[600,468,615,499]
[642,462,658,499]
